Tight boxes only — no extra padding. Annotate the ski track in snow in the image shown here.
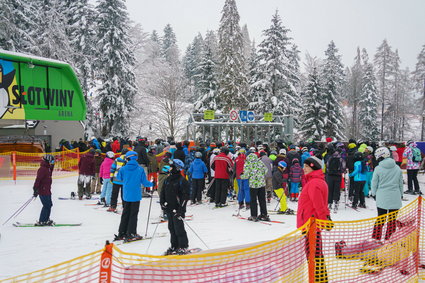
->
[0,174,421,279]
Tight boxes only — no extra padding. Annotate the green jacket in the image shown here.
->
[240,154,267,188]
[371,157,403,210]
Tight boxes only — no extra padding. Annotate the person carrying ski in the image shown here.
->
[98,151,115,206]
[371,147,403,241]
[33,154,55,226]
[188,152,208,204]
[240,153,269,221]
[289,158,302,202]
[77,149,95,200]
[115,151,153,242]
[160,159,190,255]
[272,161,293,215]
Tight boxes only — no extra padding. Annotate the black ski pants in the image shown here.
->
[110,183,123,208]
[166,211,188,249]
[118,201,140,236]
[250,187,267,217]
[352,181,365,207]
[39,195,52,223]
[215,178,229,205]
[191,178,205,202]
[372,207,399,241]
[326,175,341,204]
[407,169,420,192]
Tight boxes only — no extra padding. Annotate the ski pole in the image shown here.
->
[178,215,210,249]
[3,196,35,225]
[145,192,153,238]
[145,221,160,254]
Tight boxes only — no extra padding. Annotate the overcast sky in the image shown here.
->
[126,0,425,70]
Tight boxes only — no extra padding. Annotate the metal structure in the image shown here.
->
[186,113,293,143]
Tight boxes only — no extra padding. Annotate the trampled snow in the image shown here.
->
[0,174,422,279]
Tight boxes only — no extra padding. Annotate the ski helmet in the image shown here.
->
[279,149,286,155]
[301,147,308,152]
[375,147,390,160]
[389,146,397,152]
[172,159,184,170]
[195,152,202,158]
[278,161,287,168]
[125,151,138,161]
[249,147,256,153]
[43,154,55,163]
[270,150,278,155]
[366,146,374,153]
[354,151,364,161]
[106,151,115,159]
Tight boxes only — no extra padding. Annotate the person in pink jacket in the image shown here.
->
[297,156,330,283]
[99,151,116,206]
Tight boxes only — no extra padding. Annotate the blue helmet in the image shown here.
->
[172,159,184,170]
[125,151,138,161]
[278,161,287,168]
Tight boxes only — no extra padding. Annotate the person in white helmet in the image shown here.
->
[371,147,403,241]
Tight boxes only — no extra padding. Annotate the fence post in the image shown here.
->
[307,217,317,283]
[12,151,16,183]
[99,241,113,283]
[416,196,422,275]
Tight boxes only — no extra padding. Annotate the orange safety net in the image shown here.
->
[3,198,425,282]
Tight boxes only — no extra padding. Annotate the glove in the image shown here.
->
[33,187,38,197]
[110,177,114,183]
[100,177,103,185]
[161,202,168,210]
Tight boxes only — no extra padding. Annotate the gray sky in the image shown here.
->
[126,0,425,70]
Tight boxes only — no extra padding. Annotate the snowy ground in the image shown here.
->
[0,173,423,279]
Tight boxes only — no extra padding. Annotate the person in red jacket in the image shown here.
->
[33,154,55,226]
[211,147,233,207]
[111,137,121,153]
[297,156,330,282]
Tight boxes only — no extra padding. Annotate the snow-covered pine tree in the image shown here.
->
[346,47,364,138]
[194,31,219,112]
[217,0,248,112]
[0,0,38,53]
[300,66,326,140]
[321,40,346,140]
[358,49,379,141]
[374,39,396,140]
[96,0,138,137]
[161,24,180,66]
[241,24,253,72]
[413,44,425,139]
[248,10,300,118]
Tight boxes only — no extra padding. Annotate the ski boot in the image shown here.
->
[124,234,143,243]
[113,233,126,241]
[238,202,245,210]
[107,206,117,213]
[70,192,76,199]
[176,248,189,255]
[335,240,346,259]
[333,201,339,213]
[247,216,258,222]
[257,214,270,221]
[245,204,250,210]
[164,247,176,255]
[97,197,106,205]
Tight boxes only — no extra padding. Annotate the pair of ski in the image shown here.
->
[151,215,193,224]
[13,222,82,227]
[113,233,168,245]
[58,197,99,200]
[233,215,284,225]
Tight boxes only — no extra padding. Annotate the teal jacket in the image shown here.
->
[349,161,367,181]
[371,158,403,210]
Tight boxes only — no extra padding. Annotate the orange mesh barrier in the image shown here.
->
[2,198,425,282]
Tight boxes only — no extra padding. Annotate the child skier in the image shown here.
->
[188,152,208,204]
[114,151,153,242]
[272,161,294,215]
[98,151,115,206]
[160,159,190,255]
[235,149,250,210]
[289,158,302,201]
[108,148,128,212]
[33,154,55,226]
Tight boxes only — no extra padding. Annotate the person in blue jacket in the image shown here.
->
[114,151,153,242]
[349,152,367,209]
[188,152,208,204]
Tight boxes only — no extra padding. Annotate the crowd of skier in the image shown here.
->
[31,136,423,256]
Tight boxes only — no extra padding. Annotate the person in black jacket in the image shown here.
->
[173,142,186,163]
[134,138,150,176]
[160,159,190,255]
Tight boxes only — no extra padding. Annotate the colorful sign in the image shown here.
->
[239,110,247,122]
[0,50,86,121]
[247,111,255,121]
[264,112,273,122]
[229,109,238,121]
[203,110,215,120]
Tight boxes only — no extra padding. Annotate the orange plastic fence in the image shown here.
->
[3,197,425,282]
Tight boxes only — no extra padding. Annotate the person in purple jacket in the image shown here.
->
[77,149,95,200]
[33,154,55,226]
[289,158,303,201]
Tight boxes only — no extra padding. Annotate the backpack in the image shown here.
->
[412,147,422,163]
[327,156,342,175]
